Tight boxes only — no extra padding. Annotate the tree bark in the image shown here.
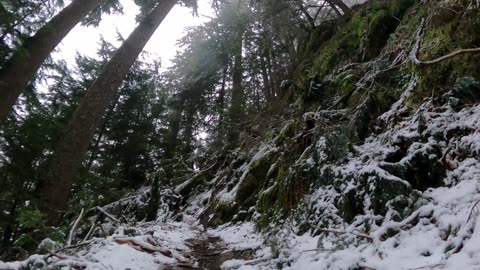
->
[37,0,178,225]
[217,65,228,117]
[0,0,104,124]
[227,30,244,146]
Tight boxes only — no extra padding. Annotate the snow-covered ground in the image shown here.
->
[1,88,479,270]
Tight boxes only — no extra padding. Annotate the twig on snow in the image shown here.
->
[467,199,480,223]
[53,240,94,253]
[408,263,444,270]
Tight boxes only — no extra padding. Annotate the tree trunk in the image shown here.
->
[266,52,276,98]
[259,52,272,103]
[217,65,228,117]
[37,0,178,225]
[227,30,244,146]
[0,0,104,124]
[164,95,185,160]
[87,88,125,169]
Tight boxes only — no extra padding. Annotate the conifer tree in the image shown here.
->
[0,0,108,124]
[38,0,179,225]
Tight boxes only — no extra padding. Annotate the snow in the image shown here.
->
[85,242,166,269]
[2,74,480,270]
[210,222,262,251]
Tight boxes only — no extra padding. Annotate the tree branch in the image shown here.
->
[411,18,480,66]
[67,208,84,246]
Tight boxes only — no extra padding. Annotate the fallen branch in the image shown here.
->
[301,248,335,253]
[317,228,373,241]
[83,219,98,242]
[411,17,480,66]
[67,208,84,246]
[96,206,120,223]
[408,263,444,270]
[467,199,480,223]
[47,251,68,260]
[113,235,172,257]
[53,240,94,253]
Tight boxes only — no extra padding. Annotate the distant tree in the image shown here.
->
[145,177,160,221]
[37,0,179,225]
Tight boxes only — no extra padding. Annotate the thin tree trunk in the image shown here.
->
[266,52,277,98]
[2,199,17,246]
[0,0,104,124]
[164,94,185,160]
[227,30,244,146]
[217,65,228,116]
[259,53,272,103]
[37,0,178,225]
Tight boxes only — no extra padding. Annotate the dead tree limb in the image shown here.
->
[467,199,480,223]
[411,17,480,66]
[96,206,120,223]
[67,208,84,246]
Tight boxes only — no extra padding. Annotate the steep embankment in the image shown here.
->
[184,0,480,268]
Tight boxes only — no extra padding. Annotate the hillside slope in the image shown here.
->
[2,0,480,269]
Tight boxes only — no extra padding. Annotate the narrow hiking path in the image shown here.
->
[0,218,262,269]
[164,229,255,270]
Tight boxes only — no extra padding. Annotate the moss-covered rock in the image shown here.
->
[235,148,278,208]
[209,200,238,226]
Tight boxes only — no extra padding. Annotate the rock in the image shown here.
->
[445,77,480,110]
[280,79,293,90]
[429,6,461,27]
[36,238,60,254]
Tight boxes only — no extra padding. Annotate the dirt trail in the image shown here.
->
[164,231,254,270]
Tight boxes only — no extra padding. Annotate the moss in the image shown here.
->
[256,159,306,229]
[274,120,301,146]
[388,0,415,17]
[235,149,278,207]
[235,174,258,206]
[368,9,389,32]
[407,5,480,104]
[209,200,237,226]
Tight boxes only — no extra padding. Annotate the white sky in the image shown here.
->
[54,0,212,69]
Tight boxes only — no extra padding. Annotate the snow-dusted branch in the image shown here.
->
[67,208,84,246]
[411,17,480,66]
[317,228,373,241]
[96,206,120,223]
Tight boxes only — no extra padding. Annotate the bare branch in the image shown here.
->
[411,17,480,66]
[317,228,374,241]
[96,206,120,223]
[67,208,84,246]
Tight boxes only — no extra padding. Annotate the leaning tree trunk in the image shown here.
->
[0,0,104,124]
[37,0,178,225]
